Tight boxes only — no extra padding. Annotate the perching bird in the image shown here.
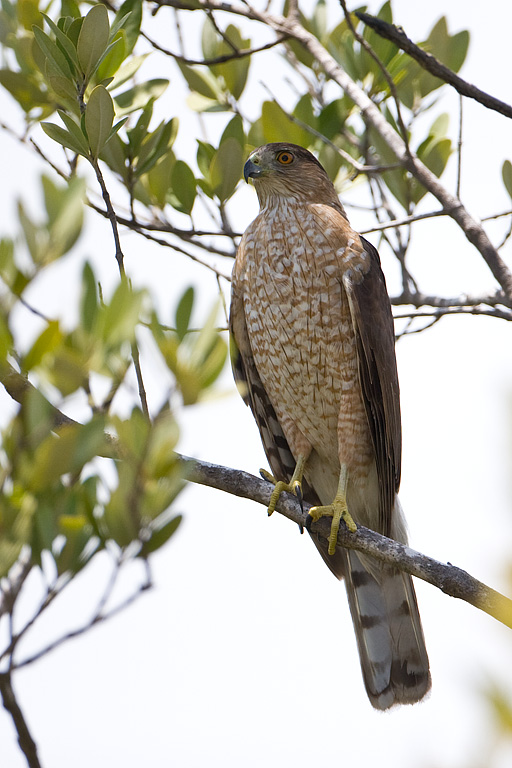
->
[229,142,431,709]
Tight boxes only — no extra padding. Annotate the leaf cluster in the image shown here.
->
[0,174,227,580]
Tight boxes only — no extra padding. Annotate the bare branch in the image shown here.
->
[0,673,41,768]
[356,12,512,120]
[181,455,512,629]
[1,365,511,628]
[14,576,152,670]
[142,30,289,64]
[391,290,512,311]
[395,306,512,323]
[359,209,446,233]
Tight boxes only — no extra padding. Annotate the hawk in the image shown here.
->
[229,142,431,709]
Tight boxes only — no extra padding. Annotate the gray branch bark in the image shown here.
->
[356,12,512,120]
[181,455,512,629]
[1,363,512,630]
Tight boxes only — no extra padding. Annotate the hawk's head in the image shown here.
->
[243,142,340,209]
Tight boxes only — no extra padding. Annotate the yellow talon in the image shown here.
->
[309,464,356,555]
[261,455,306,517]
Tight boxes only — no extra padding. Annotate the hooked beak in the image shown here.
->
[243,158,262,183]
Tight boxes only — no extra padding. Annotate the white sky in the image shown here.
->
[2,1,512,767]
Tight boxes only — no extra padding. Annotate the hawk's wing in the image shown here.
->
[343,236,401,537]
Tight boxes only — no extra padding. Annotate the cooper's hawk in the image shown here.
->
[230,142,431,709]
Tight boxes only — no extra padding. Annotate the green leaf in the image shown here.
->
[127,101,153,154]
[41,12,80,72]
[107,53,148,91]
[60,0,81,19]
[41,121,86,156]
[136,117,179,177]
[113,0,142,57]
[220,113,244,149]
[55,513,95,575]
[85,84,114,159]
[293,93,316,135]
[58,109,90,152]
[105,117,128,147]
[17,202,41,263]
[261,101,310,146]
[144,154,173,207]
[49,74,79,108]
[186,93,227,113]
[24,320,63,370]
[19,0,43,31]
[175,287,194,341]
[44,174,85,258]
[114,78,169,116]
[80,261,98,333]
[29,418,106,492]
[201,16,219,60]
[210,137,244,201]
[77,3,110,80]
[177,61,223,100]
[140,514,182,556]
[210,25,251,100]
[101,133,129,180]
[0,69,50,112]
[170,160,196,214]
[33,25,73,78]
[99,279,144,348]
[196,140,216,177]
[96,30,126,81]
[502,161,512,199]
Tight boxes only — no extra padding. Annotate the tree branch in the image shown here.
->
[355,12,512,120]
[142,30,289,64]
[2,367,512,631]
[170,0,512,300]
[0,673,41,768]
[180,454,512,628]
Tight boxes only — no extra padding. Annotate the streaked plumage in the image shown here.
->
[230,142,430,709]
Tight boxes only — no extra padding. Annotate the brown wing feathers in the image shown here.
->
[346,237,401,537]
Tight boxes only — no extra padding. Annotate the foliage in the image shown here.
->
[0,170,229,582]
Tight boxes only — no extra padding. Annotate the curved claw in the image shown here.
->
[308,464,356,555]
[304,512,314,533]
[261,454,307,518]
[260,468,277,484]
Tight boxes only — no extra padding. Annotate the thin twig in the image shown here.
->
[142,30,288,64]
[359,208,446,233]
[456,94,463,199]
[90,159,150,417]
[91,158,126,277]
[14,577,152,670]
[356,12,512,120]
[394,306,512,322]
[340,0,411,156]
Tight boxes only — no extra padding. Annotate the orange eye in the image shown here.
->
[276,151,294,165]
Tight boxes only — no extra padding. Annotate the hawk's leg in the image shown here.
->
[308,464,357,555]
[260,454,307,517]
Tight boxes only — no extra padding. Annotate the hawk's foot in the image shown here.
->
[307,465,356,555]
[260,454,306,517]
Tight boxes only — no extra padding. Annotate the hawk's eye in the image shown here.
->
[276,151,294,165]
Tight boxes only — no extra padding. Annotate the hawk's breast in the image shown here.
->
[241,201,368,461]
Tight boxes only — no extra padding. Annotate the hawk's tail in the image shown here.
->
[343,548,431,710]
